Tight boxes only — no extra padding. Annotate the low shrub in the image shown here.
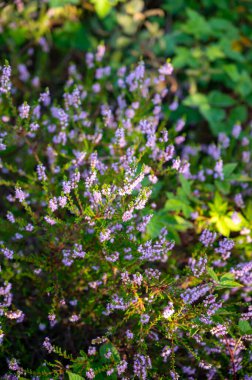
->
[0,48,251,379]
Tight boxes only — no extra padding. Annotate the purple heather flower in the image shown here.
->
[140,314,150,324]
[99,229,111,242]
[96,44,106,61]
[169,100,178,111]
[42,337,54,353]
[8,358,21,372]
[88,346,96,356]
[215,238,235,260]
[86,368,95,379]
[159,62,173,76]
[39,89,51,106]
[242,137,249,146]
[175,118,185,132]
[207,143,220,159]
[19,102,30,119]
[189,257,207,277]
[58,196,67,208]
[44,216,57,225]
[37,164,47,181]
[49,197,58,212]
[211,324,228,337]
[15,187,28,203]
[1,247,14,260]
[241,305,252,320]
[30,122,39,132]
[231,212,241,225]
[234,193,245,208]
[0,64,11,93]
[38,37,49,53]
[214,159,224,180]
[161,346,171,362]
[163,302,174,319]
[199,229,217,247]
[69,314,80,322]
[232,124,241,138]
[18,64,30,82]
[181,284,210,304]
[133,354,152,380]
[126,329,134,339]
[242,151,250,163]
[6,211,15,223]
[25,224,34,232]
[218,132,230,148]
[117,360,128,375]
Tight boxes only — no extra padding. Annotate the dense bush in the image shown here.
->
[0,47,251,379]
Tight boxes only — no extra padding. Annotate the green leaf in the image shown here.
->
[223,64,240,82]
[223,163,237,178]
[236,71,252,97]
[53,22,90,51]
[174,215,193,230]
[146,210,192,243]
[209,18,239,38]
[165,198,193,218]
[220,273,235,282]
[181,9,212,39]
[201,107,226,125]
[207,267,218,282]
[91,0,116,18]
[49,0,79,6]
[244,201,252,220]
[217,280,243,289]
[99,342,120,363]
[7,27,28,46]
[212,192,228,213]
[206,45,225,61]
[179,174,191,196]
[172,47,197,69]
[165,199,184,212]
[216,216,230,236]
[238,320,252,335]
[208,91,235,107]
[67,372,85,380]
[215,180,230,195]
[222,216,242,232]
[162,0,184,13]
[183,93,208,108]
[229,106,247,125]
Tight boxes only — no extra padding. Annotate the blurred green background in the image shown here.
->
[1,0,252,136]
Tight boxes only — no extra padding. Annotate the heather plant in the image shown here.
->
[0,48,252,380]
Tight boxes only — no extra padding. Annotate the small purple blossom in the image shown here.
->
[42,337,54,353]
[163,302,174,319]
[37,164,47,181]
[0,64,11,93]
[19,102,30,119]
[86,369,95,379]
[232,124,241,138]
[199,229,217,247]
[15,187,28,203]
[140,314,150,324]
[181,284,210,304]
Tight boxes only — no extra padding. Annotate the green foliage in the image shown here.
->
[67,372,85,380]
[1,0,252,138]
